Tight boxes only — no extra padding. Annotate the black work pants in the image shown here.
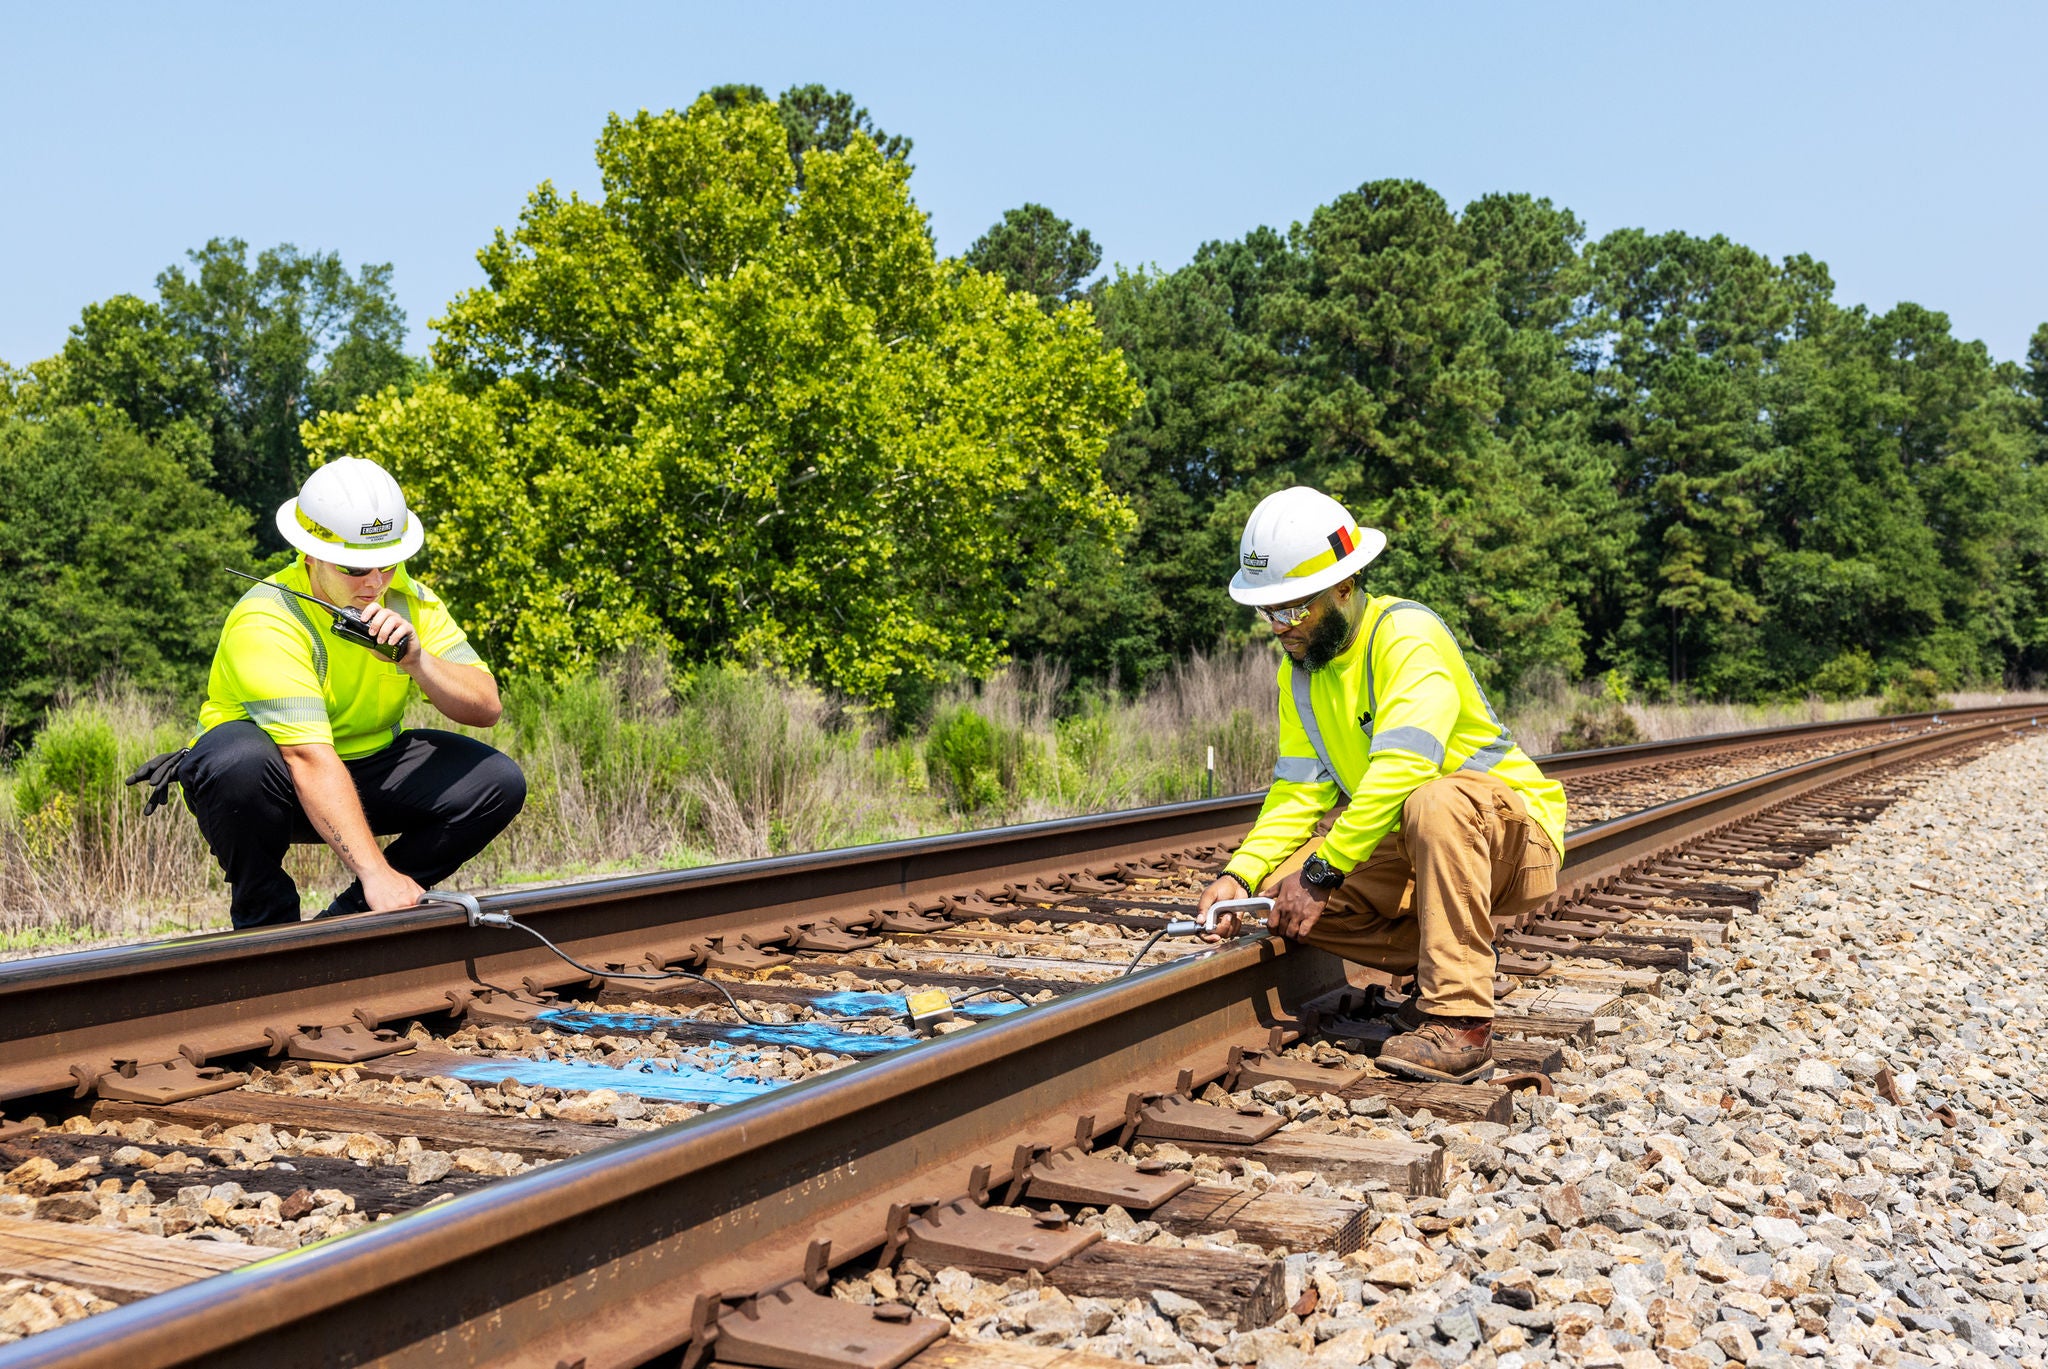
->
[181,721,527,929]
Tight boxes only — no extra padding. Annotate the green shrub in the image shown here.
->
[1553,705,1643,752]
[926,706,1004,812]
[1808,650,1877,701]
[1880,668,1951,715]
[15,708,121,823]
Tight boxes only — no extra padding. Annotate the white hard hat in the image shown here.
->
[1228,487,1386,606]
[275,457,424,568]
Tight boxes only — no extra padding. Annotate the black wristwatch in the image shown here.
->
[1300,852,1346,892]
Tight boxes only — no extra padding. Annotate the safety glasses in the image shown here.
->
[334,564,384,579]
[1254,593,1321,628]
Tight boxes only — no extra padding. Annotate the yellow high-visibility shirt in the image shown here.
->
[195,560,488,760]
[1223,596,1566,892]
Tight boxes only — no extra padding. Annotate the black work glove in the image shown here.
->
[124,748,191,816]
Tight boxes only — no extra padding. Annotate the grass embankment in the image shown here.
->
[1,649,2033,950]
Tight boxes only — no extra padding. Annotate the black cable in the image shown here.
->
[950,985,1038,1007]
[483,912,787,1025]
[1120,924,1177,977]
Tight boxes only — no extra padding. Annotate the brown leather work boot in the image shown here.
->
[1377,1016,1494,1084]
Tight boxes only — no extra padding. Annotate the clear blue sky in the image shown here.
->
[3,3,2042,366]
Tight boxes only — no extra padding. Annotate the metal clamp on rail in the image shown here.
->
[415,889,497,926]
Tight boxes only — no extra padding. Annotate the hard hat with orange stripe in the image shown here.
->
[1227,487,1387,607]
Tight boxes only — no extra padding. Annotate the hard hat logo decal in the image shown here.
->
[1242,551,1270,571]
[359,517,396,540]
[1328,526,1358,558]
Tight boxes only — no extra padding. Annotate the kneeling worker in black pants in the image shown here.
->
[179,457,525,928]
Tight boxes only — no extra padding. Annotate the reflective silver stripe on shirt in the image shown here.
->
[1459,735,1516,773]
[1288,665,1350,799]
[1272,754,1331,784]
[242,696,329,728]
[1370,725,1447,768]
[442,640,483,667]
[264,586,329,684]
[1368,599,1518,773]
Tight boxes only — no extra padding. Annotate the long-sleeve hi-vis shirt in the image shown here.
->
[1222,596,1567,893]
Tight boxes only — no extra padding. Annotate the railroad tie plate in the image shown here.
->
[1132,1095,1285,1145]
[713,1283,947,1369]
[869,906,947,934]
[940,892,1011,919]
[902,1199,1100,1272]
[1499,932,1584,957]
[1554,902,1636,924]
[89,1056,246,1105]
[702,935,794,971]
[1528,918,1611,939]
[1024,1148,1195,1210]
[786,924,879,954]
[1307,1014,1399,1050]
[1228,1048,1369,1094]
[273,1021,412,1064]
[1003,880,1071,905]
[449,987,554,1024]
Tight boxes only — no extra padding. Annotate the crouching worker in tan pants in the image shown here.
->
[1196,488,1567,1083]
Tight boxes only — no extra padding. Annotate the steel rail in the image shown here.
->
[1528,700,2035,777]
[1,706,2036,1107]
[0,710,2030,1369]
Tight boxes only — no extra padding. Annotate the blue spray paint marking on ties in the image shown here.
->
[458,994,1039,1107]
[432,1055,776,1107]
[538,993,1029,1058]
[539,1009,911,1058]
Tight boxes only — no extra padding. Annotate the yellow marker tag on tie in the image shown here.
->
[904,988,956,1030]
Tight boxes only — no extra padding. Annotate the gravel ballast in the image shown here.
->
[823,732,2048,1367]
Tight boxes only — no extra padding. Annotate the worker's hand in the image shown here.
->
[1269,871,1332,941]
[1196,873,1252,941]
[363,867,426,913]
[357,601,420,666]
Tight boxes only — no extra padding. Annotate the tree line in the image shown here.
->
[996,196,2048,705]
[3,84,2046,743]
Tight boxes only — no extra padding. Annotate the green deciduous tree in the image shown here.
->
[0,410,254,739]
[308,96,1136,714]
[49,239,413,545]
[965,204,1103,310]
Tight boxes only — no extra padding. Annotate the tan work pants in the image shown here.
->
[1258,773,1559,1018]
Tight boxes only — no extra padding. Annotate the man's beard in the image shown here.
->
[1302,605,1352,672]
